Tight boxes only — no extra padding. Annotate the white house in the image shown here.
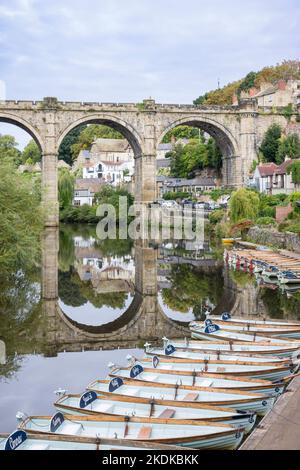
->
[75,138,134,186]
[73,178,105,206]
[251,159,300,195]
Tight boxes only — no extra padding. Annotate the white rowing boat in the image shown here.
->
[0,430,183,451]
[18,413,245,450]
[54,392,257,434]
[138,354,295,381]
[87,377,276,416]
[206,313,300,328]
[108,363,285,396]
[163,337,300,359]
[189,322,300,345]
[194,320,300,340]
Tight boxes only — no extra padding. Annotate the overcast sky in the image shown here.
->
[0,0,299,147]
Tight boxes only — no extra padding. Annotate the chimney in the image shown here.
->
[232,94,239,105]
[249,87,258,97]
[277,80,287,91]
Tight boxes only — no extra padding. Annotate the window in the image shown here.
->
[74,200,81,207]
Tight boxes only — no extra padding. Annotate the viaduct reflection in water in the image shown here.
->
[2,227,300,368]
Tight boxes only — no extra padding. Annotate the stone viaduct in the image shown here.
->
[0,97,291,226]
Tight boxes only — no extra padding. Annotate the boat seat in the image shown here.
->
[157,408,176,419]
[59,422,83,436]
[128,388,140,396]
[137,426,152,439]
[216,367,226,372]
[200,379,213,387]
[183,392,199,401]
[28,443,50,450]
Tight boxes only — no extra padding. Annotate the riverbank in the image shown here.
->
[247,226,300,253]
[240,375,300,450]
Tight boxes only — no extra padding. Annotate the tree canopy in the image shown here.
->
[229,188,260,223]
[259,124,282,162]
[0,134,22,166]
[58,169,75,209]
[0,158,43,278]
[22,139,41,164]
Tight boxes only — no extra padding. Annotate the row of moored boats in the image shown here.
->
[1,312,300,451]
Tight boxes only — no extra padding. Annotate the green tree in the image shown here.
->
[58,169,74,209]
[58,124,87,165]
[167,143,185,177]
[260,124,282,162]
[181,139,208,176]
[229,188,260,223]
[71,124,123,160]
[22,139,41,164]
[287,161,300,185]
[237,71,258,94]
[193,93,209,105]
[0,134,22,166]
[207,138,222,170]
[276,134,300,164]
[162,126,201,143]
[0,159,43,277]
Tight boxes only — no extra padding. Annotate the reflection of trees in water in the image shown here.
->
[260,289,300,320]
[0,268,41,322]
[58,269,128,310]
[58,225,134,310]
[229,270,256,288]
[161,264,223,314]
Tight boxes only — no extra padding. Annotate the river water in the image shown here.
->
[1,224,300,431]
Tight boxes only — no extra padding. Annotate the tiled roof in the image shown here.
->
[257,163,278,177]
[74,178,105,192]
[157,159,171,168]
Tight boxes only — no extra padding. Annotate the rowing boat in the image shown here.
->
[0,430,185,451]
[138,355,294,381]
[87,378,276,416]
[205,314,300,328]
[18,413,245,450]
[163,338,300,359]
[192,322,300,340]
[54,392,257,434]
[108,363,285,396]
[189,322,300,344]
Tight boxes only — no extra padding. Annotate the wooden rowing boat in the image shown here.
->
[0,430,185,451]
[163,338,300,359]
[86,378,276,416]
[205,314,300,328]
[189,322,300,345]
[54,392,257,434]
[108,363,285,396]
[18,414,245,450]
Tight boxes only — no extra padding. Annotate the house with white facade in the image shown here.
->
[75,138,134,186]
[73,178,105,206]
[250,159,300,195]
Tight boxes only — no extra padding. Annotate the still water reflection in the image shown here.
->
[1,224,300,431]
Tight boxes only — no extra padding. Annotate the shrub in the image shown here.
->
[209,209,225,225]
[256,217,276,226]
[285,223,300,235]
[163,191,191,200]
[259,206,276,218]
[289,192,300,203]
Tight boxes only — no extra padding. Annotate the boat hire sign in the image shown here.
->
[204,323,221,334]
[130,364,144,378]
[79,391,97,409]
[109,377,124,393]
[222,312,231,321]
[50,412,64,433]
[165,344,176,356]
[5,430,27,451]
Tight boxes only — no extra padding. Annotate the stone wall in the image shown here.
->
[248,226,300,253]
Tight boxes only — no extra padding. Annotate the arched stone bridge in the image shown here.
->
[0,97,290,226]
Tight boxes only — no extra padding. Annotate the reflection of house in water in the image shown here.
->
[73,236,135,295]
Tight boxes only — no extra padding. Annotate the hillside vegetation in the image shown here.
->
[194,60,300,106]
